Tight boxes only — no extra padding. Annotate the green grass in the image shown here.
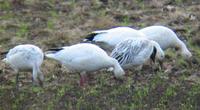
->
[16,23,29,38]
[0,13,14,20]
[47,20,54,29]
[0,0,200,110]
[175,0,184,4]
[120,16,131,26]
[0,1,11,11]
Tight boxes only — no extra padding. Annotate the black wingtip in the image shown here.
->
[0,51,8,60]
[150,46,157,63]
[44,47,64,59]
[1,51,8,55]
[83,33,99,42]
[47,47,64,52]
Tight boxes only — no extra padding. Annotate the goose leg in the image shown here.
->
[37,68,44,87]
[158,60,163,70]
[32,66,38,86]
[15,71,19,90]
[149,59,160,72]
[79,72,87,87]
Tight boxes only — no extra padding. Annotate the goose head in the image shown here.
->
[151,40,165,61]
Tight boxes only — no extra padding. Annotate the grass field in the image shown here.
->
[0,0,200,109]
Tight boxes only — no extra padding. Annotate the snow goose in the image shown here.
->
[2,44,44,88]
[45,43,125,86]
[83,27,146,50]
[139,25,192,59]
[84,26,192,59]
[111,38,165,69]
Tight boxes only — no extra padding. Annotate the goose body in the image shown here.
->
[84,26,192,59]
[2,44,44,87]
[111,38,165,69]
[139,26,192,59]
[45,43,125,86]
[84,27,146,48]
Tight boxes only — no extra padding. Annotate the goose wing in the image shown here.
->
[6,45,35,58]
[111,38,152,66]
[84,30,108,42]
[84,27,135,42]
[5,45,43,64]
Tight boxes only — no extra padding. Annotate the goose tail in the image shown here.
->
[83,33,99,42]
[45,52,56,59]
[1,51,8,55]
[44,48,62,60]
[83,30,107,42]
[2,58,8,63]
[47,47,64,52]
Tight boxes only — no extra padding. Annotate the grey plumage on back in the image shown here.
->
[111,38,154,68]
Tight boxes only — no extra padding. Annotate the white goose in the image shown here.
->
[111,38,165,69]
[45,43,125,86]
[83,27,146,49]
[139,25,192,59]
[2,44,44,88]
[84,26,192,59]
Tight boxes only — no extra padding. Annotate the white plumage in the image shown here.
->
[111,38,165,69]
[45,43,125,86]
[84,26,192,59]
[139,25,192,59]
[2,44,44,87]
[84,27,146,48]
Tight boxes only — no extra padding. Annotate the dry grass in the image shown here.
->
[0,0,200,110]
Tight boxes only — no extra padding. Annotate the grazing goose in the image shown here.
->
[83,27,146,50]
[139,26,192,59]
[45,43,125,86]
[2,44,44,88]
[84,26,192,59]
[111,38,165,69]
